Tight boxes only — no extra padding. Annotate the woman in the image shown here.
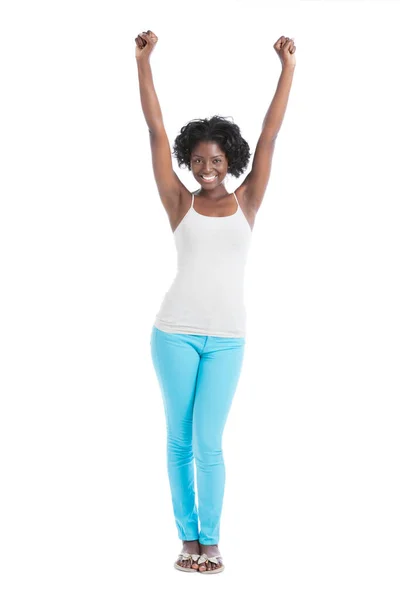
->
[135,30,296,574]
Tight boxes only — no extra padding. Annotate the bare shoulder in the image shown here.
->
[234,181,257,231]
[164,179,191,233]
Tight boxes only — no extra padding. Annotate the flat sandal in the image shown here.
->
[197,552,225,574]
[174,552,201,573]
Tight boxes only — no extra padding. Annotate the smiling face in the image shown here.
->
[190,141,229,187]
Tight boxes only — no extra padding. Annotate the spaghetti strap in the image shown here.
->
[233,191,239,206]
[191,193,195,208]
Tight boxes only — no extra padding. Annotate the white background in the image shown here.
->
[1,1,399,598]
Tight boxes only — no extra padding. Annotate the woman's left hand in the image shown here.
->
[274,36,296,69]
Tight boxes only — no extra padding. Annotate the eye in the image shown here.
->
[192,158,222,163]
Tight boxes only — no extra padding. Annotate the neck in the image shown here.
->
[196,182,229,201]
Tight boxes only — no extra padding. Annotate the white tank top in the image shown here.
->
[154,191,253,338]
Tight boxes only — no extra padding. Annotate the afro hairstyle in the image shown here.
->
[172,115,252,178]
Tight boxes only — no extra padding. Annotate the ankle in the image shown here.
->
[182,539,200,551]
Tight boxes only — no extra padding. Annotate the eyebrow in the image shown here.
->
[192,154,223,158]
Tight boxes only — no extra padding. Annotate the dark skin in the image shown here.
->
[136,30,296,240]
[187,139,248,226]
[135,29,296,572]
[190,140,231,202]
[160,137,255,234]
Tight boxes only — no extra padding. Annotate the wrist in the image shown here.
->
[136,57,151,66]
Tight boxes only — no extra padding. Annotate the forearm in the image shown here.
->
[262,65,295,140]
[136,58,164,133]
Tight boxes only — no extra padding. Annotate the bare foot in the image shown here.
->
[198,543,224,572]
[175,539,200,570]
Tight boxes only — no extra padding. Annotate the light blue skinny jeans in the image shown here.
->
[150,325,246,545]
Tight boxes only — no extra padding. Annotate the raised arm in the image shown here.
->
[135,31,183,215]
[242,36,296,214]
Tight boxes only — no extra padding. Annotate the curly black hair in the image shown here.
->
[172,115,252,178]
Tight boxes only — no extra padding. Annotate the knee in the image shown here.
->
[167,430,194,461]
[193,437,224,467]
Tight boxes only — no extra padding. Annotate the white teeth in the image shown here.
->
[202,175,216,181]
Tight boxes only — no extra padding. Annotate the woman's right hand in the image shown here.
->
[135,30,158,61]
